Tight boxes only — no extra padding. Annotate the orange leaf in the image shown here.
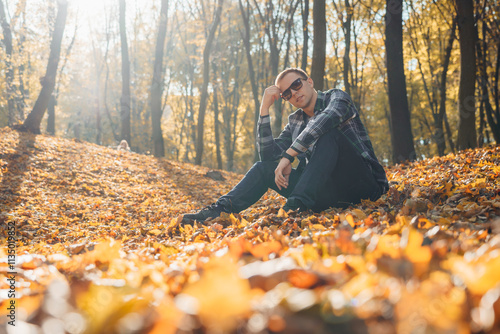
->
[288,269,319,288]
[250,241,282,258]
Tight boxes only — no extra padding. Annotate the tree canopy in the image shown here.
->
[0,0,498,171]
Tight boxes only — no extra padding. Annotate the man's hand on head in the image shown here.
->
[275,158,292,190]
[260,85,281,116]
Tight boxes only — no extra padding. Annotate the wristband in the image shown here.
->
[281,151,295,163]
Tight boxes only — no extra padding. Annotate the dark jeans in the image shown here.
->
[218,128,383,213]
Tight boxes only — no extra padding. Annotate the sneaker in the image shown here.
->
[182,203,224,224]
[282,198,307,213]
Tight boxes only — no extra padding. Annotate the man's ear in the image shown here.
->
[307,77,314,87]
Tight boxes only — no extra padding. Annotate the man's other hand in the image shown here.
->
[275,158,292,190]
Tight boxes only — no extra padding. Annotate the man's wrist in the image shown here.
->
[260,108,270,117]
[281,151,295,163]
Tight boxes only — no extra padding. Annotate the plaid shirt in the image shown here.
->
[257,89,389,192]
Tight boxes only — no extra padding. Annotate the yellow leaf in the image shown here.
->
[149,299,181,334]
[277,208,288,218]
[238,218,249,228]
[230,213,240,226]
[370,234,401,260]
[445,253,500,295]
[346,214,355,228]
[402,228,432,277]
[181,256,253,331]
[351,209,367,220]
[311,224,326,230]
[345,255,367,273]
[149,229,162,236]
[342,272,374,298]
[302,243,319,264]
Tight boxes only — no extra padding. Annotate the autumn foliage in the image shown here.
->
[1,127,500,333]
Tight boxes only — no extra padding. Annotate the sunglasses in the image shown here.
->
[280,77,307,101]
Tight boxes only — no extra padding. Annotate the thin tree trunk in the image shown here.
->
[239,0,261,162]
[478,99,485,147]
[385,0,415,162]
[270,48,282,136]
[95,95,102,144]
[46,95,56,135]
[195,0,224,165]
[228,59,241,171]
[119,0,131,146]
[212,71,223,170]
[252,0,282,135]
[90,25,103,144]
[103,11,119,142]
[481,58,500,142]
[22,0,68,134]
[436,18,457,155]
[16,6,27,121]
[455,0,477,150]
[150,0,169,157]
[310,0,326,90]
[283,10,294,69]
[301,0,309,71]
[444,111,455,153]
[495,41,499,120]
[343,0,353,96]
[0,0,16,126]
[481,24,500,143]
[46,18,77,136]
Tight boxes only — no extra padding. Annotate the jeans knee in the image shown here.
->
[315,129,339,150]
[250,160,278,181]
[253,160,276,171]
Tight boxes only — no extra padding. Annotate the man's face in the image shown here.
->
[277,72,315,109]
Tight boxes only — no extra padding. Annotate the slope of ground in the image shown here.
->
[1,127,500,334]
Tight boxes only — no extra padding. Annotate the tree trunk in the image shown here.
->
[95,96,102,145]
[252,0,279,135]
[495,41,500,122]
[342,0,353,96]
[212,78,223,169]
[270,53,283,136]
[195,0,224,165]
[228,61,241,171]
[444,111,455,153]
[46,94,56,135]
[385,0,415,162]
[22,0,68,134]
[436,18,457,156]
[119,0,131,146]
[310,0,326,90]
[301,0,309,71]
[455,0,477,150]
[239,0,261,162]
[46,19,77,137]
[479,23,500,143]
[17,7,27,121]
[151,0,169,157]
[0,0,16,126]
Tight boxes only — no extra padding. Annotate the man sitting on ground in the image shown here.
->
[183,68,388,224]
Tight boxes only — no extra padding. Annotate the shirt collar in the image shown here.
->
[314,90,326,115]
[300,90,325,121]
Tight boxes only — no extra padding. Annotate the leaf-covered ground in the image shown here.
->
[1,127,500,334]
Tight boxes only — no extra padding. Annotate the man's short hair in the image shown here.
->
[275,68,309,85]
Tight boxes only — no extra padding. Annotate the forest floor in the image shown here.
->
[1,127,500,334]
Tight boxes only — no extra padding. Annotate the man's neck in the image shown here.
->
[302,90,318,117]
